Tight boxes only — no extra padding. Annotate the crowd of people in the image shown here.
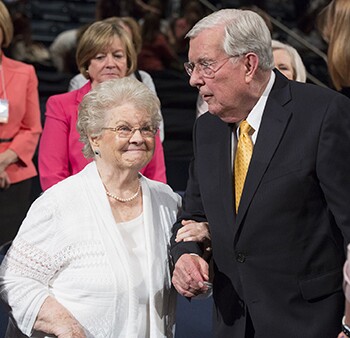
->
[1,0,350,337]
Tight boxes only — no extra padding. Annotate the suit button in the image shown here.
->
[236,252,246,263]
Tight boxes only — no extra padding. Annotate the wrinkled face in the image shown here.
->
[187,27,250,123]
[96,103,155,171]
[273,48,294,80]
[88,35,128,87]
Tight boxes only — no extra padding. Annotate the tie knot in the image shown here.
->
[239,120,253,136]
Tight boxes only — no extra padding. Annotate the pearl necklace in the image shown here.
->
[106,180,141,203]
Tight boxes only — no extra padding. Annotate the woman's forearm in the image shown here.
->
[34,296,86,338]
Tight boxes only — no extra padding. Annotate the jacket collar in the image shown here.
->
[75,81,92,104]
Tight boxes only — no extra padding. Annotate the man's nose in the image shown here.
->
[189,70,205,88]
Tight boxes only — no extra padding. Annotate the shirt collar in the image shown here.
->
[246,70,275,133]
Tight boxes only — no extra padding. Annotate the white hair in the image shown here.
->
[77,77,161,158]
[272,39,307,82]
[186,8,274,71]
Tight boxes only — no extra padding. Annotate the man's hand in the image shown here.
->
[172,254,209,297]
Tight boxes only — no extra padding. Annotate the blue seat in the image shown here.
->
[175,294,213,337]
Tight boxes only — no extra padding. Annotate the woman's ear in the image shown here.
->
[89,135,100,148]
[89,135,103,157]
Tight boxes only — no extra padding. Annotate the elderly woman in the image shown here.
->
[0,77,209,337]
[38,19,166,191]
[271,39,307,83]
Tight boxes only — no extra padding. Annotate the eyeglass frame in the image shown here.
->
[102,125,158,138]
[184,55,241,78]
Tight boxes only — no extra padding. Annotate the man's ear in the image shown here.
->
[243,52,259,82]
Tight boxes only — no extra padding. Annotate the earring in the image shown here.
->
[94,148,101,157]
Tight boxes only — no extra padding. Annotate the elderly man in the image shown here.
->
[170,8,350,338]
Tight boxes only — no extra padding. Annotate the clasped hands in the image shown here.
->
[172,220,211,297]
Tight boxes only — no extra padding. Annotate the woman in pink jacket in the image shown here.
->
[39,19,166,191]
[0,1,42,245]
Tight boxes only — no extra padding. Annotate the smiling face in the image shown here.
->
[95,103,156,173]
[88,35,128,87]
[273,48,294,80]
[187,27,253,124]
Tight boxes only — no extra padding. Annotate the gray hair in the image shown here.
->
[186,8,274,71]
[271,39,307,82]
[77,77,161,158]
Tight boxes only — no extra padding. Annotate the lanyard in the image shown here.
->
[0,64,7,100]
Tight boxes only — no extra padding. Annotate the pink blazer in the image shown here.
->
[39,82,167,191]
[0,55,42,183]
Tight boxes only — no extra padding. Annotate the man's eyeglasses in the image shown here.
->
[184,56,239,78]
[102,125,157,138]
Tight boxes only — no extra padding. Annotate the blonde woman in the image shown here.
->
[317,0,350,97]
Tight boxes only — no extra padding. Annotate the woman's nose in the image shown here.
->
[105,54,116,67]
[129,129,144,144]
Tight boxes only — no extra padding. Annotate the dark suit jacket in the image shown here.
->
[171,71,350,337]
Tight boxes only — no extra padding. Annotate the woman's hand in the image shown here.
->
[55,323,87,338]
[0,171,11,189]
[175,220,211,243]
[0,149,18,173]
[34,296,86,338]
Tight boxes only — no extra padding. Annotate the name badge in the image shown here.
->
[0,99,9,123]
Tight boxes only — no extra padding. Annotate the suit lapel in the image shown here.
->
[200,115,236,239]
[234,73,292,231]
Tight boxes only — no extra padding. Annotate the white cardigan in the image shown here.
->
[0,162,181,337]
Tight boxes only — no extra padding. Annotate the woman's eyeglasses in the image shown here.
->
[102,125,157,138]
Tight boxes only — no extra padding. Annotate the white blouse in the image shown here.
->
[118,213,150,337]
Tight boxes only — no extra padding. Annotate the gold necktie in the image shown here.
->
[234,120,254,213]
